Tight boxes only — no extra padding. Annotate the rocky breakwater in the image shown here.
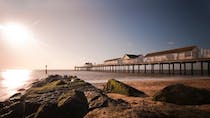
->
[0,75,124,118]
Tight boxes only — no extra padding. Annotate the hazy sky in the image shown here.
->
[0,0,210,70]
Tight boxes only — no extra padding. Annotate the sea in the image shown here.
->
[0,70,209,101]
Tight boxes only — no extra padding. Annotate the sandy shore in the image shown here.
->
[96,77,210,96]
[86,78,210,117]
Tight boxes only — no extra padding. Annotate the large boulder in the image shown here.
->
[103,79,147,97]
[153,84,210,105]
[0,75,112,118]
[34,90,88,118]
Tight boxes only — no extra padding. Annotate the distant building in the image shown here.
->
[122,54,144,64]
[144,45,200,63]
[104,58,121,65]
[103,45,210,65]
[200,48,210,58]
[84,62,93,67]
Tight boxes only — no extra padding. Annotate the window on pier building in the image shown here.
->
[185,51,192,57]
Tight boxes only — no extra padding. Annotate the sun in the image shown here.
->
[0,23,32,44]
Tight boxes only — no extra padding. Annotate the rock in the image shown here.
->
[34,90,88,118]
[31,75,63,87]
[103,79,147,97]
[18,88,25,92]
[0,75,114,118]
[84,105,169,118]
[9,93,22,102]
[0,101,25,118]
[153,84,210,105]
[84,91,108,110]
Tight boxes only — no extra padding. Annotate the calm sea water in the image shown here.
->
[0,70,209,101]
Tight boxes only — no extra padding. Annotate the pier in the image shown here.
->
[75,58,210,76]
[75,46,210,76]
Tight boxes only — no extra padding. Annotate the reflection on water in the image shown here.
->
[0,69,31,100]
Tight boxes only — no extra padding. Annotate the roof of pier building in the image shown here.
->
[122,54,143,60]
[145,45,198,57]
[104,58,121,62]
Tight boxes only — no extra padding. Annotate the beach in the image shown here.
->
[85,78,210,117]
[107,78,210,96]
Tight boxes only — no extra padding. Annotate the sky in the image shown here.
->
[0,0,210,70]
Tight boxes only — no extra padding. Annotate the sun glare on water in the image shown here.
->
[1,69,31,90]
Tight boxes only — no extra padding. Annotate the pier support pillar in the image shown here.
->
[115,65,117,72]
[191,62,194,75]
[144,64,147,74]
[162,64,164,74]
[172,63,175,74]
[201,62,204,76]
[124,65,128,73]
[138,65,140,73]
[113,66,115,72]
[208,62,210,76]
[127,65,130,73]
[179,63,182,75]
[151,64,154,74]
[132,65,135,73]
[184,63,186,75]
[168,63,171,74]
[159,64,161,74]
[151,64,153,73]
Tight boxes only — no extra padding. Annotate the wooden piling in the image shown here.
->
[159,64,161,74]
[161,64,164,74]
[201,62,204,75]
[144,64,147,74]
[191,62,194,75]
[162,64,164,74]
[184,63,186,75]
[208,62,210,76]
[151,64,152,73]
[172,63,175,74]
[132,65,135,73]
[127,65,130,73]
[168,63,171,74]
